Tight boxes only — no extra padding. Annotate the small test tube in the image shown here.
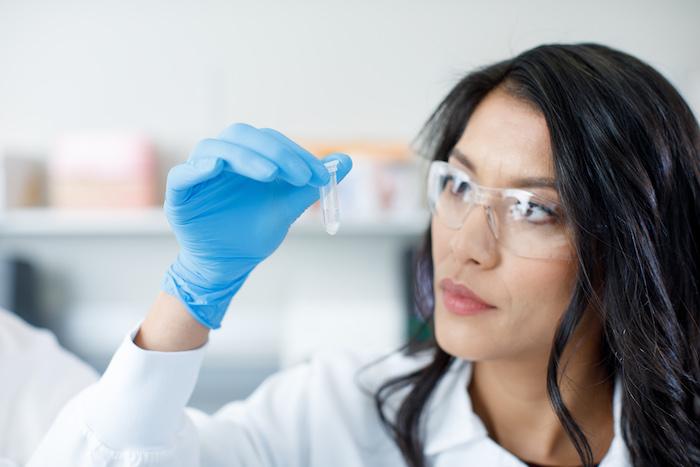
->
[319,160,340,235]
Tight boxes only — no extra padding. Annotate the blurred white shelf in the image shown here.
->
[0,207,429,237]
[0,207,170,236]
[291,211,429,237]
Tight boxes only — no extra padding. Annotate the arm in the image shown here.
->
[28,124,352,466]
[134,291,209,352]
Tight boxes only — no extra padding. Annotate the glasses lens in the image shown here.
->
[495,192,572,260]
[428,161,572,260]
[428,162,473,229]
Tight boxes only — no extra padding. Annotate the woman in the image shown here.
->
[29,43,699,466]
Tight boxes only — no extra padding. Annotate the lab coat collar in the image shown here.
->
[423,358,483,455]
[421,358,625,459]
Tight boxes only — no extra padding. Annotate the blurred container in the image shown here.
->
[48,132,158,209]
[0,152,45,210]
[303,141,425,222]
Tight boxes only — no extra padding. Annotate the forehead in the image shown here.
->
[452,88,554,184]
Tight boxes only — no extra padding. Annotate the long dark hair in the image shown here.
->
[371,43,700,466]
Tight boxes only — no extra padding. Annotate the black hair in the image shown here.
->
[371,43,700,466]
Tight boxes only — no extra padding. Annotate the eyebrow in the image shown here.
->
[449,148,557,190]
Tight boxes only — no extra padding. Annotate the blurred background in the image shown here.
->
[0,0,698,412]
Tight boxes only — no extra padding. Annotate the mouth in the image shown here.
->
[439,278,496,316]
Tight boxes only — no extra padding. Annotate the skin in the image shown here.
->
[134,291,208,352]
[431,87,613,465]
[135,86,613,466]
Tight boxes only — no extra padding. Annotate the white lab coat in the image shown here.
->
[0,308,97,466]
[28,326,632,467]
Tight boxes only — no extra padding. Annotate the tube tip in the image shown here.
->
[323,160,340,173]
[325,222,340,235]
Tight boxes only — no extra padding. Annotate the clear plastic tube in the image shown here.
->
[319,160,340,235]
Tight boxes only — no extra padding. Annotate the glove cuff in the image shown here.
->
[161,261,251,329]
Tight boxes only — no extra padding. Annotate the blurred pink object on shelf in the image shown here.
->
[48,132,158,209]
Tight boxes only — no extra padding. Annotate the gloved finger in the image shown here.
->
[168,138,281,205]
[259,128,330,187]
[217,123,312,187]
[189,137,281,180]
[282,153,353,222]
[165,156,226,206]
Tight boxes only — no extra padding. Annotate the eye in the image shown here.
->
[441,172,471,197]
[452,179,470,196]
[439,174,452,191]
[510,200,559,225]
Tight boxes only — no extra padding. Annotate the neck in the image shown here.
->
[468,317,614,465]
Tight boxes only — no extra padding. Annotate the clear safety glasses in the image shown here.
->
[427,160,573,260]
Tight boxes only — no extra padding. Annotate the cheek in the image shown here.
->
[500,258,577,352]
[431,217,451,262]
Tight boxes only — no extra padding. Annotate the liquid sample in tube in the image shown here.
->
[319,160,340,235]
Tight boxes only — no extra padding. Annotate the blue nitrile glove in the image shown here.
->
[161,123,353,329]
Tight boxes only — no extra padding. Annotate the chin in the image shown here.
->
[433,318,493,362]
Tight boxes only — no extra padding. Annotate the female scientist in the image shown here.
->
[29,43,699,467]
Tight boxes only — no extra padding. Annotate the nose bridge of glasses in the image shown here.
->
[458,188,500,240]
[464,185,505,239]
[469,183,503,209]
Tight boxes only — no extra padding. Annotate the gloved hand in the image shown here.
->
[161,123,353,329]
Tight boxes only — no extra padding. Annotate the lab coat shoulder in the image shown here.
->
[0,308,98,464]
[0,307,98,399]
[0,306,56,352]
[192,347,435,467]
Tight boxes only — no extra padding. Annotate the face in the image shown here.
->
[431,87,578,362]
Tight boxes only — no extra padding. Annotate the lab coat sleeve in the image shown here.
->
[27,327,315,467]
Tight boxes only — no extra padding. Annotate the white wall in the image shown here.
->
[1,0,698,154]
[1,0,698,411]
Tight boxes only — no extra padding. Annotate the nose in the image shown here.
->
[449,203,499,268]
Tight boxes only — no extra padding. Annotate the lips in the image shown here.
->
[439,278,496,316]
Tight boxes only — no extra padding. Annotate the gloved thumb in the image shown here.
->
[281,152,353,223]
